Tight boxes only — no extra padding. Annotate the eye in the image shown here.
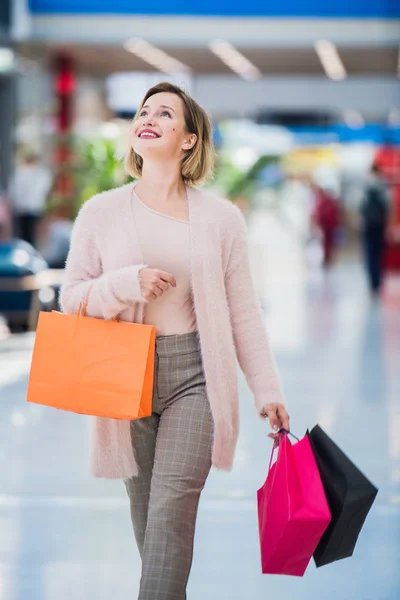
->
[139,110,147,117]
[161,110,172,118]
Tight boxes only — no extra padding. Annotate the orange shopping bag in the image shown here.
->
[27,297,156,420]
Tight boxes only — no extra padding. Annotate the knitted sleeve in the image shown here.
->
[224,205,286,415]
[59,199,148,320]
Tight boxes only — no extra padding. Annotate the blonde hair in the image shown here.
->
[125,82,215,186]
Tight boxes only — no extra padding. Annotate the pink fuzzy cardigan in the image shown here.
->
[60,183,285,479]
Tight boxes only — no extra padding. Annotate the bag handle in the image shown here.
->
[278,428,299,441]
[268,428,299,472]
[77,282,120,322]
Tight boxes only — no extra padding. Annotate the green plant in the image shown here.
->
[211,152,281,201]
[46,135,131,219]
[73,137,130,216]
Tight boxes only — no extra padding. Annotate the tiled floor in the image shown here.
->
[0,213,399,600]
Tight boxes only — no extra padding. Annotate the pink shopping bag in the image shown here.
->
[257,430,331,576]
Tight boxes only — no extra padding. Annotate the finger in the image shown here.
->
[154,285,165,297]
[267,433,280,448]
[152,280,169,296]
[158,270,176,287]
[144,290,157,301]
[264,406,280,432]
[157,279,169,292]
[277,406,290,431]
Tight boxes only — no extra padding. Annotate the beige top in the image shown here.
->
[132,188,197,336]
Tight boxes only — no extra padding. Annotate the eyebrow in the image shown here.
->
[142,104,176,113]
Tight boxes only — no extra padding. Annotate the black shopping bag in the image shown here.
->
[308,425,378,567]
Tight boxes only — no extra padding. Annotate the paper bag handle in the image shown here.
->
[268,429,299,472]
[77,282,120,322]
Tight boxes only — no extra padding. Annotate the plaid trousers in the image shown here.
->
[124,331,214,600]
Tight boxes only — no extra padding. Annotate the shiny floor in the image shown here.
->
[1,216,399,600]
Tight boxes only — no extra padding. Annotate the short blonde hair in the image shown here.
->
[125,82,215,186]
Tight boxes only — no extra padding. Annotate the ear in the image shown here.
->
[182,134,197,151]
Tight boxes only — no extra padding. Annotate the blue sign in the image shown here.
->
[288,124,400,146]
[28,0,400,18]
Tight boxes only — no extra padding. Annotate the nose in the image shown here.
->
[144,113,157,126]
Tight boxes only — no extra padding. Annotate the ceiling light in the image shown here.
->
[315,40,347,81]
[124,38,191,75]
[209,40,261,81]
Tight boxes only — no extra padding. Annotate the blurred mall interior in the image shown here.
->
[0,1,399,599]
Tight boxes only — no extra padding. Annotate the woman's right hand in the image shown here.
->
[138,268,176,301]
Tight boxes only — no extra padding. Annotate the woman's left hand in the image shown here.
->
[260,402,290,445]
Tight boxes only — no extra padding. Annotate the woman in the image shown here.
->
[311,183,341,268]
[360,163,390,294]
[60,82,289,599]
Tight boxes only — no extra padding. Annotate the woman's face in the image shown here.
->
[131,92,196,162]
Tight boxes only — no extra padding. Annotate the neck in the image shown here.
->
[136,159,186,203]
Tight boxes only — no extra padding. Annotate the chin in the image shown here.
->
[133,141,168,160]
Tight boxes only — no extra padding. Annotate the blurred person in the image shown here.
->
[311,183,342,268]
[0,193,12,242]
[360,163,390,295]
[40,201,73,269]
[0,193,48,333]
[9,151,52,247]
[60,82,289,600]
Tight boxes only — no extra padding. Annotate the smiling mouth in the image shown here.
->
[139,132,160,139]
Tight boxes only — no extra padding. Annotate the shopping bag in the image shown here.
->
[308,425,378,567]
[27,298,156,420]
[257,430,331,576]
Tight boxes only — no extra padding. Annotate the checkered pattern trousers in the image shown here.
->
[124,331,214,600]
